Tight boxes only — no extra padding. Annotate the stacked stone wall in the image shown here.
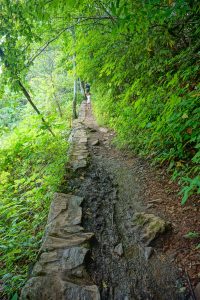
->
[21,102,100,300]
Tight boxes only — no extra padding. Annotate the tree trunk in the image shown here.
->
[55,96,63,118]
[78,78,85,96]
[18,80,55,136]
[73,72,78,119]
[79,79,87,100]
[71,26,77,119]
[50,74,63,118]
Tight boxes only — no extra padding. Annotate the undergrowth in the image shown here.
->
[93,77,200,204]
[76,0,200,205]
[0,114,69,298]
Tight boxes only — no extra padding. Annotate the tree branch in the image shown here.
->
[26,26,71,67]
[72,15,117,21]
[18,80,55,136]
[94,0,117,24]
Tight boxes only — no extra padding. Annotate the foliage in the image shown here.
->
[184,231,199,239]
[74,0,200,204]
[0,90,24,135]
[0,0,199,296]
[0,113,69,297]
[0,36,74,298]
[180,176,200,205]
[183,231,200,250]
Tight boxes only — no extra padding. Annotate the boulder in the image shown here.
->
[132,212,169,245]
[21,276,100,300]
[64,282,100,300]
[20,275,65,300]
[61,247,88,270]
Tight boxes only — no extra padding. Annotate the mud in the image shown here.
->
[66,107,190,300]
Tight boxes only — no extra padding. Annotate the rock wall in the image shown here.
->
[21,102,100,300]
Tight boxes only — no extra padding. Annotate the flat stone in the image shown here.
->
[20,275,65,300]
[44,194,71,237]
[44,195,84,237]
[41,232,94,251]
[33,260,60,276]
[69,195,84,208]
[21,276,100,300]
[47,193,69,224]
[45,213,67,237]
[64,282,100,300]
[91,140,99,146]
[72,160,87,170]
[61,247,88,269]
[32,251,61,275]
[65,196,83,225]
[74,133,86,139]
[79,138,87,143]
[62,225,84,234]
[144,246,154,260]
[99,127,108,133]
[73,149,88,154]
[46,218,84,238]
[114,243,123,256]
[132,212,169,245]
[72,149,88,155]
[71,267,85,278]
[40,251,59,263]
[77,154,88,160]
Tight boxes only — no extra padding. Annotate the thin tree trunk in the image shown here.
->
[71,26,77,119]
[73,71,78,119]
[78,78,85,96]
[50,74,63,118]
[54,95,63,118]
[18,80,55,136]
[79,79,87,100]
[1,48,57,132]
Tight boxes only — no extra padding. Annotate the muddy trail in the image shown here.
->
[65,104,192,300]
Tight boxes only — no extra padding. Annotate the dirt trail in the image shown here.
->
[66,103,195,300]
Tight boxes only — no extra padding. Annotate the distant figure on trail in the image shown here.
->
[86,92,91,109]
[85,82,90,94]
[85,83,91,109]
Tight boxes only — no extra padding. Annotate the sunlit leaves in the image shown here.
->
[79,0,200,205]
[0,114,69,296]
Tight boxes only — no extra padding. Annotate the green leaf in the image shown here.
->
[11,292,18,300]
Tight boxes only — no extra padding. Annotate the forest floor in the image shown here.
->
[65,103,200,300]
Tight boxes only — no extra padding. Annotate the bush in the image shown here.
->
[0,114,69,297]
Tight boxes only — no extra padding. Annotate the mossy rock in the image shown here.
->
[133,212,170,245]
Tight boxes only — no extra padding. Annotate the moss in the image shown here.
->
[133,214,147,226]
[133,212,169,244]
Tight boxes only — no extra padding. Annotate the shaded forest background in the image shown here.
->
[0,0,199,298]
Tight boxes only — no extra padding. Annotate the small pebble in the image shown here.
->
[114,243,123,256]
[144,247,154,260]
